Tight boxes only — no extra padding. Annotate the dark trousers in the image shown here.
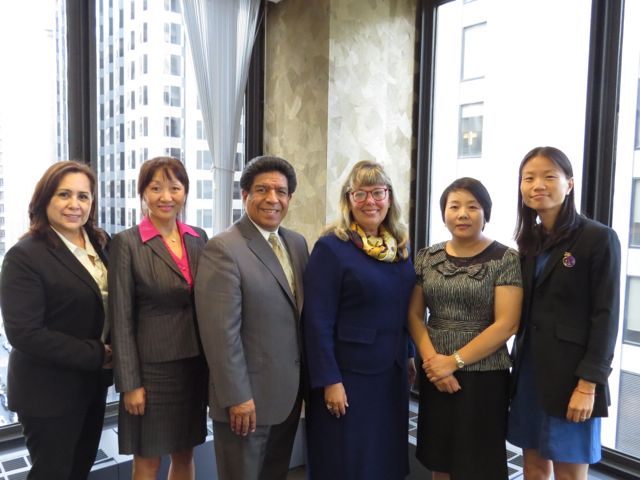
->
[19,386,107,480]
[213,396,302,480]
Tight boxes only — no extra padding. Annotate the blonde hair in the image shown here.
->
[324,160,408,248]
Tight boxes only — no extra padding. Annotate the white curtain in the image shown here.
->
[181,0,261,233]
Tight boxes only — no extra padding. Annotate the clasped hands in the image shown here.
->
[423,353,461,394]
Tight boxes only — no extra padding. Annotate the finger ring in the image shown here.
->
[326,404,331,410]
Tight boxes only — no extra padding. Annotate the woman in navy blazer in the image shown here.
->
[508,146,621,480]
[110,157,208,480]
[303,161,416,480]
[0,161,111,480]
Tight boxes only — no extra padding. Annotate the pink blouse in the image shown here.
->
[138,216,200,288]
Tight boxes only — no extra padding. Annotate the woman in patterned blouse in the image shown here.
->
[408,177,523,480]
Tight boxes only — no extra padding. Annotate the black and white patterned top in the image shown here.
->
[414,240,522,372]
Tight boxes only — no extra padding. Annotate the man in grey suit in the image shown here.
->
[195,156,308,480]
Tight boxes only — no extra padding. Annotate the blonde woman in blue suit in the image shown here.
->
[110,157,208,480]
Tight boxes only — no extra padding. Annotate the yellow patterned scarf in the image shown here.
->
[348,222,407,262]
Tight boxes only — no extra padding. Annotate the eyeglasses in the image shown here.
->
[349,187,389,203]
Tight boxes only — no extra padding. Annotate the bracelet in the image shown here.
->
[574,388,596,395]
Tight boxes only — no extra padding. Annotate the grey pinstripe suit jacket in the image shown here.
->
[109,224,208,392]
[195,214,309,426]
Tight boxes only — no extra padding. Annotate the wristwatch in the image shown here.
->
[453,350,465,369]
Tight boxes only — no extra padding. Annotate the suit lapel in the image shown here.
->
[184,233,201,278]
[535,222,584,288]
[145,236,184,279]
[48,243,103,303]
[238,216,297,308]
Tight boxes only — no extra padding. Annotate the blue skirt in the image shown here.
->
[507,339,601,464]
[306,364,409,480]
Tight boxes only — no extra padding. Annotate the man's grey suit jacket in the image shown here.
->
[195,214,308,425]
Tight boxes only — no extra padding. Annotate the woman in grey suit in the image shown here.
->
[110,157,208,480]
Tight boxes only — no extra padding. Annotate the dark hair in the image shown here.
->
[25,160,106,248]
[137,156,190,199]
[514,146,579,255]
[439,177,492,224]
[240,155,297,194]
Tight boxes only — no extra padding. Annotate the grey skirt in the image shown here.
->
[118,355,208,457]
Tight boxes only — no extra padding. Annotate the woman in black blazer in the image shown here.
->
[508,147,621,480]
[110,157,208,480]
[0,161,111,480]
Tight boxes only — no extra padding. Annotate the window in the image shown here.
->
[635,80,640,150]
[165,0,180,13]
[166,148,181,159]
[617,372,640,458]
[164,85,181,107]
[141,54,148,74]
[165,54,181,76]
[458,103,483,158]
[461,23,486,80]
[197,209,213,228]
[631,179,640,247]
[139,85,148,105]
[197,150,212,169]
[624,277,640,345]
[141,117,148,137]
[142,22,148,42]
[197,120,205,140]
[164,117,181,137]
[197,180,213,199]
[423,0,589,248]
[165,23,181,45]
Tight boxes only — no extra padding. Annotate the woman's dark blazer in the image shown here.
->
[511,217,621,418]
[109,224,208,393]
[0,232,109,418]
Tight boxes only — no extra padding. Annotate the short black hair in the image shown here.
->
[439,177,492,222]
[240,155,297,194]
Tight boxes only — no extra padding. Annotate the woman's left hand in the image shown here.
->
[423,353,457,383]
[566,380,596,422]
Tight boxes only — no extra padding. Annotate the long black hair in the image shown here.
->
[514,146,580,255]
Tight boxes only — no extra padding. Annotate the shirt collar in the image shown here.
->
[51,226,95,256]
[246,215,280,242]
[138,216,200,243]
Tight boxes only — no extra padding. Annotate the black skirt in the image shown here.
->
[416,369,510,480]
[118,355,208,457]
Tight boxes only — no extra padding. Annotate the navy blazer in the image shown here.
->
[0,232,109,418]
[511,217,620,418]
[110,224,208,393]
